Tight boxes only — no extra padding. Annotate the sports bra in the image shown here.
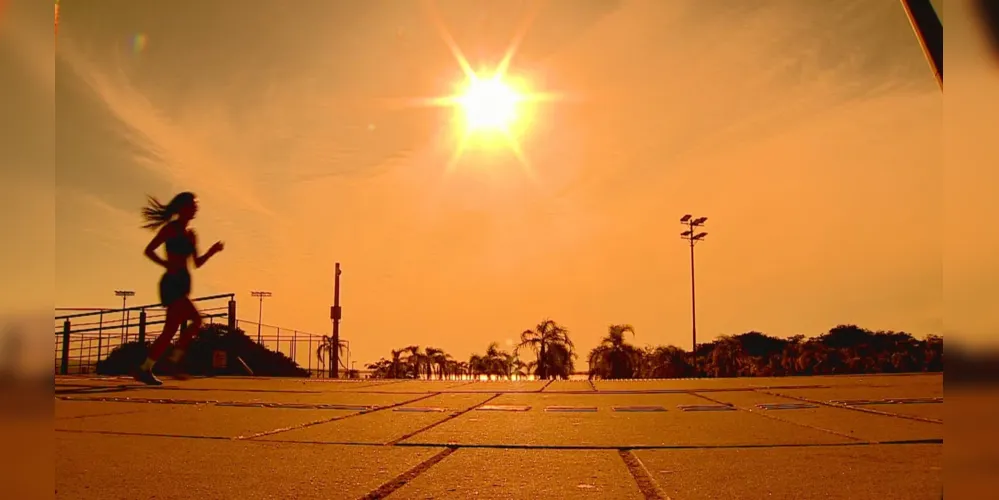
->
[164,223,195,256]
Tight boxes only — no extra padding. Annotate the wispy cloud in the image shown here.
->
[55,36,277,220]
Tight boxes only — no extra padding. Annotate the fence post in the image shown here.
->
[227,298,236,332]
[277,328,281,355]
[96,311,104,362]
[138,309,147,344]
[60,319,71,375]
[293,330,298,363]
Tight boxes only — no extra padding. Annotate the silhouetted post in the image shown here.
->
[60,319,71,375]
[308,335,313,375]
[227,298,236,332]
[115,290,134,343]
[96,311,104,362]
[137,310,147,344]
[680,215,708,377]
[901,0,942,89]
[250,291,272,344]
[331,263,342,379]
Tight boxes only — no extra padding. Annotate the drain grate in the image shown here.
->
[393,407,447,413]
[612,406,667,412]
[476,405,531,412]
[544,406,598,413]
[677,404,735,412]
[757,403,819,410]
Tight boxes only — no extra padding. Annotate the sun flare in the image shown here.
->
[458,76,522,132]
[397,2,567,175]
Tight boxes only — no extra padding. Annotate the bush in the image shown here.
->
[96,324,309,377]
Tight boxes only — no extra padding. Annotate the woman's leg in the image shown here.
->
[168,297,202,364]
[141,302,184,371]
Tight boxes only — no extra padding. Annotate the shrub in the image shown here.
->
[96,324,309,377]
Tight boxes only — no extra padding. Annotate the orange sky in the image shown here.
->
[7,0,996,369]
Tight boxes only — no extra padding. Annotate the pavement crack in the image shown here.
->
[619,449,671,500]
[343,380,410,391]
[385,393,502,446]
[754,389,944,424]
[691,392,868,443]
[359,446,456,500]
[238,392,442,441]
[539,380,555,392]
[55,428,232,441]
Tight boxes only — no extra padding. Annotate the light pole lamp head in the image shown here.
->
[680,214,692,223]
[692,217,708,226]
[115,290,135,297]
[680,230,692,237]
[693,232,708,240]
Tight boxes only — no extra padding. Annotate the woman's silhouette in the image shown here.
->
[135,192,224,385]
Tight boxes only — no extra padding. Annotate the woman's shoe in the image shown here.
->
[132,368,163,386]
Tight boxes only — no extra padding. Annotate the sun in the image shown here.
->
[458,76,522,132]
[393,1,567,174]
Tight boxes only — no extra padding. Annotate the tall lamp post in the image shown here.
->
[680,215,708,376]
[250,291,271,344]
[114,290,134,343]
[330,263,342,379]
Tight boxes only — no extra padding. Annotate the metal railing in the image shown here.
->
[233,319,345,378]
[53,295,348,378]
[54,293,236,375]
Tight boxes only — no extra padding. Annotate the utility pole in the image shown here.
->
[250,291,271,344]
[114,290,134,343]
[900,0,942,90]
[330,263,342,379]
[679,215,708,376]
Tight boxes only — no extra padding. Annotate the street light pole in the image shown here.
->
[330,263,342,379]
[679,215,708,376]
[114,290,134,343]
[250,291,271,344]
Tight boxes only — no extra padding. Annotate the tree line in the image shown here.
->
[362,319,943,380]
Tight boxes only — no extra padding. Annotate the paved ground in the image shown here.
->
[55,373,943,499]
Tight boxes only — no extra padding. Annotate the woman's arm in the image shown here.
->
[144,225,171,267]
[191,232,224,268]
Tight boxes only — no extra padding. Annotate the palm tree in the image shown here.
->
[389,348,406,378]
[404,345,429,379]
[482,342,511,379]
[316,335,348,378]
[469,354,485,378]
[425,347,448,380]
[456,360,470,379]
[588,324,642,379]
[517,319,577,380]
[366,358,391,378]
[510,355,529,379]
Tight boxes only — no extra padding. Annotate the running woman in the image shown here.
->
[134,192,224,385]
